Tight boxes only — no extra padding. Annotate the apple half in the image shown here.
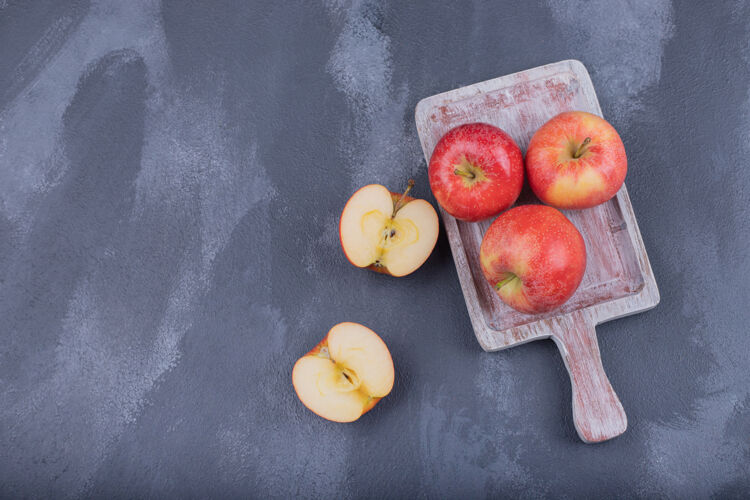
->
[292,322,395,423]
[339,181,439,277]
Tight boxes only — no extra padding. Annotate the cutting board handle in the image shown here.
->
[552,311,627,443]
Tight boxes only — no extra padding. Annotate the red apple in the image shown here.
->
[339,180,439,277]
[479,205,586,314]
[525,111,627,209]
[428,122,523,222]
[292,322,395,423]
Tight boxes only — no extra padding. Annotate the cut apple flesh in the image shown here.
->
[292,322,395,423]
[292,357,370,422]
[340,184,438,277]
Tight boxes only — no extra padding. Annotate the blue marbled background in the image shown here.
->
[1,0,748,497]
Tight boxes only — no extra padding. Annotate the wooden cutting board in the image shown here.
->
[415,60,660,443]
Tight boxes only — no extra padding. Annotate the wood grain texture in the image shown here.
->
[415,60,659,443]
[552,310,627,443]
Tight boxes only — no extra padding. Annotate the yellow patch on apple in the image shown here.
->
[545,168,606,207]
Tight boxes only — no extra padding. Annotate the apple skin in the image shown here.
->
[428,122,523,222]
[526,111,627,209]
[479,204,586,314]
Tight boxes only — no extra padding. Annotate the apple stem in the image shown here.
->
[495,273,517,290]
[573,137,592,158]
[392,179,415,217]
[453,168,476,180]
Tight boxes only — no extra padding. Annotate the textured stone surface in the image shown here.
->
[0,0,748,497]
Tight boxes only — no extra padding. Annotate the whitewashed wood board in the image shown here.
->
[415,60,660,443]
